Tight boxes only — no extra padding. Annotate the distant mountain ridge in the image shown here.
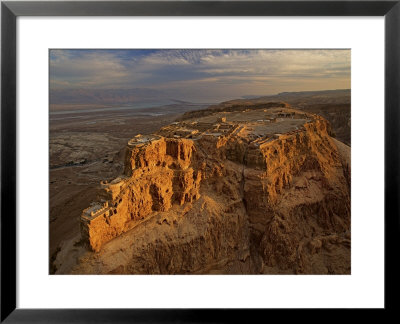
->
[50,88,175,105]
[241,89,350,103]
[51,88,350,106]
[276,89,349,96]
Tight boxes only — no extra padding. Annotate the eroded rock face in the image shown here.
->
[81,136,201,252]
[67,106,350,274]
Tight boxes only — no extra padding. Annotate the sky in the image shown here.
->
[50,49,351,102]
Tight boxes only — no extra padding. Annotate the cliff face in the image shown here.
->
[243,119,350,273]
[81,136,201,252]
[70,106,350,274]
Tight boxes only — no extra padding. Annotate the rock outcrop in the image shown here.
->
[60,105,350,274]
[81,135,201,252]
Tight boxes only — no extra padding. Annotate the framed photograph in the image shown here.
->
[1,0,399,321]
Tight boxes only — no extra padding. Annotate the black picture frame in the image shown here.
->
[1,0,399,322]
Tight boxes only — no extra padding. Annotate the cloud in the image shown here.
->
[50,49,350,101]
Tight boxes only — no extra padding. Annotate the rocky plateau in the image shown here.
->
[52,102,351,274]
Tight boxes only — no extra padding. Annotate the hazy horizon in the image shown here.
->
[50,49,351,103]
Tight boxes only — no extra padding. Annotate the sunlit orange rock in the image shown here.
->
[78,105,350,274]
